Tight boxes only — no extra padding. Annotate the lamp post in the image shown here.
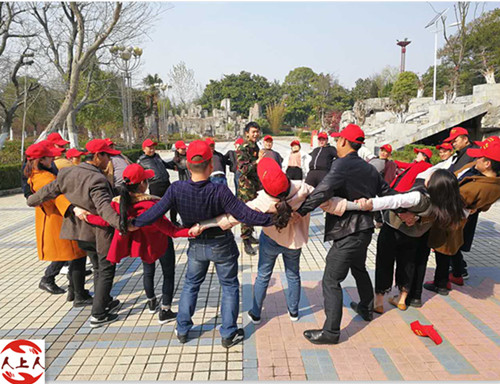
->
[425,9,448,101]
[396,38,411,73]
[151,82,169,143]
[110,46,142,145]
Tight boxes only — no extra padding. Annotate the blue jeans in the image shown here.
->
[177,233,240,339]
[210,175,227,186]
[251,232,302,317]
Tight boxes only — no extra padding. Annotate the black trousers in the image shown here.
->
[285,166,303,181]
[305,170,328,187]
[67,257,87,299]
[78,241,115,318]
[449,211,478,277]
[375,224,429,297]
[322,230,373,339]
[142,237,175,307]
[149,181,178,223]
[41,261,66,283]
[433,251,452,289]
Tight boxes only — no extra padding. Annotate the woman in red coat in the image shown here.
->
[86,164,191,324]
[391,148,433,192]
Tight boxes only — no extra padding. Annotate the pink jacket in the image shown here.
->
[215,180,346,249]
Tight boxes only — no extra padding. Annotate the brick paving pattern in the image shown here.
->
[1,139,500,380]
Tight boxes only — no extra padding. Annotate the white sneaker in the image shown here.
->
[289,312,299,322]
[60,266,69,275]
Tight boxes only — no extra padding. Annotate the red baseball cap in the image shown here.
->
[290,140,301,147]
[263,135,273,142]
[474,135,500,148]
[436,142,453,151]
[444,127,469,143]
[257,157,290,197]
[175,140,187,150]
[86,139,121,155]
[467,141,500,162]
[104,138,114,146]
[414,147,433,159]
[142,138,158,149]
[187,140,213,164]
[39,140,65,156]
[235,138,244,146]
[318,132,328,140]
[380,144,392,153]
[26,142,60,160]
[205,137,215,146]
[331,124,365,144]
[411,321,442,345]
[123,163,155,185]
[47,132,70,146]
[66,148,88,159]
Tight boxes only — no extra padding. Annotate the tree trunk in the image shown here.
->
[0,106,17,148]
[66,109,79,148]
[483,68,496,84]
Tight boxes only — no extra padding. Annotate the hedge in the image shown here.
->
[0,163,23,191]
[392,144,440,165]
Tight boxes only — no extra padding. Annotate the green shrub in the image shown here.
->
[392,144,439,165]
[122,149,144,163]
[0,139,35,164]
[0,163,22,190]
[298,130,311,143]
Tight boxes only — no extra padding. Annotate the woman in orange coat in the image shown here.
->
[25,142,91,308]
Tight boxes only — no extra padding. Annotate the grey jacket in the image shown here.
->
[26,162,120,256]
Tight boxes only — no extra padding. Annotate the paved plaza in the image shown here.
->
[1,140,500,381]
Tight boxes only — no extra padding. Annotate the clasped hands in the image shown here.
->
[354,198,418,226]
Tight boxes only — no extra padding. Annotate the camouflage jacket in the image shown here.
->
[236,140,260,181]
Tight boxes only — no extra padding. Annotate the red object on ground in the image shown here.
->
[410,320,443,345]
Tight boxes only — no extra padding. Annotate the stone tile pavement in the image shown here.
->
[1,139,500,381]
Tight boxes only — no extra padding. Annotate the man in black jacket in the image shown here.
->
[295,124,395,345]
[305,132,337,187]
[225,138,244,194]
[444,127,478,173]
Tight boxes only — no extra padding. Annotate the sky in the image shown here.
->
[137,1,499,90]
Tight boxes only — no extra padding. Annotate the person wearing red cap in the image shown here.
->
[195,158,347,324]
[24,142,90,304]
[390,147,433,192]
[294,123,396,345]
[415,142,455,183]
[305,132,337,187]
[260,135,283,167]
[45,133,73,170]
[27,139,124,328]
[206,137,229,186]
[224,138,244,194]
[425,141,500,294]
[85,163,193,324]
[443,127,479,173]
[100,138,132,189]
[283,139,310,182]
[138,138,178,223]
[237,122,263,255]
[171,140,191,181]
[368,144,397,185]
[130,139,274,348]
[66,148,88,166]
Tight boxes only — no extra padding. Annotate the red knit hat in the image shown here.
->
[47,132,69,146]
[66,148,88,159]
[413,147,433,160]
[467,141,500,162]
[411,321,442,345]
[26,142,60,160]
[142,138,158,149]
[122,164,155,185]
[187,140,213,164]
[86,139,121,155]
[330,124,365,144]
[380,144,393,153]
[257,158,289,197]
[444,127,468,143]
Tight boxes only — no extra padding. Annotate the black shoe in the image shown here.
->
[409,298,422,308]
[350,301,373,321]
[248,235,259,245]
[303,329,339,345]
[175,329,188,344]
[90,313,119,328]
[73,296,93,308]
[243,239,256,255]
[159,309,177,324]
[462,270,469,280]
[423,282,449,296]
[222,328,244,349]
[85,269,93,277]
[106,299,121,313]
[247,311,261,325]
[147,297,158,313]
[39,281,66,295]
[67,290,75,302]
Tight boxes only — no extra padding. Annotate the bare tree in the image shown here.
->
[30,2,163,146]
[168,61,201,108]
